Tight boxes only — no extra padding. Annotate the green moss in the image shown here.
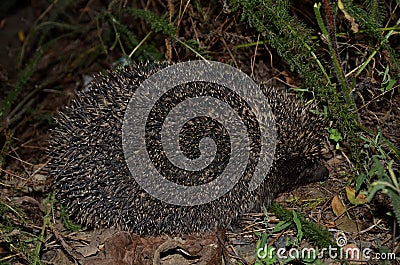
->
[270,202,335,249]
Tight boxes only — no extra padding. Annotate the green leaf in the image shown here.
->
[292,211,303,243]
[346,186,368,205]
[60,205,82,232]
[355,173,366,192]
[272,220,291,233]
[328,128,343,143]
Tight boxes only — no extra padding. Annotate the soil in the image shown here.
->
[0,1,399,264]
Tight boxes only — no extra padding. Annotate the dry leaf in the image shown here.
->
[338,0,359,33]
[332,195,346,216]
[335,215,358,232]
[18,29,25,42]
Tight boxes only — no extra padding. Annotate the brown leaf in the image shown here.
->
[338,0,359,33]
[331,195,346,216]
[335,215,358,232]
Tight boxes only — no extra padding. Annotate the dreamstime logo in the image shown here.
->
[256,233,396,261]
[336,232,347,247]
[122,60,276,206]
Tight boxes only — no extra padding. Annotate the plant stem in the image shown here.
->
[314,2,356,111]
[32,192,54,265]
[129,31,152,58]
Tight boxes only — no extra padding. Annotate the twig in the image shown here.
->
[174,36,210,62]
[250,34,260,78]
[128,31,152,58]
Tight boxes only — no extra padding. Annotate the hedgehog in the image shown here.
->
[48,61,328,235]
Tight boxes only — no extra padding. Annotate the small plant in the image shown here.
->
[328,128,343,150]
[253,203,335,264]
[270,203,335,249]
[60,205,82,232]
[354,129,400,226]
[368,159,400,226]
[0,199,34,264]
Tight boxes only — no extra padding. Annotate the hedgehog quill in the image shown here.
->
[48,61,328,235]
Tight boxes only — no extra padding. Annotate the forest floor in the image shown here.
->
[0,0,399,264]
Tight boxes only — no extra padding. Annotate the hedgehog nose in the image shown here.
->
[296,161,329,183]
[314,164,329,181]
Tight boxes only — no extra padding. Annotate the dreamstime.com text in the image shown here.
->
[257,234,397,262]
